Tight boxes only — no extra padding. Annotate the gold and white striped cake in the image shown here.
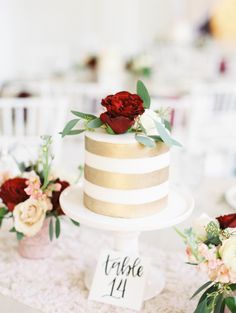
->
[83,129,169,218]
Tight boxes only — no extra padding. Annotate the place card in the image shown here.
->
[89,249,150,310]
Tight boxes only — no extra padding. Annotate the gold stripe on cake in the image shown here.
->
[84,164,169,189]
[85,136,169,159]
[84,193,168,218]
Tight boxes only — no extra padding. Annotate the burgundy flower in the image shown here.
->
[100,91,144,134]
[216,213,236,229]
[0,178,29,211]
[51,179,70,215]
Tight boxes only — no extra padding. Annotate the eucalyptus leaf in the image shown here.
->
[55,217,61,239]
[106,124,116,134]
[164,119,171,131]
[225,297,236,312]
[155,120,182,147]
[65,129,85,136]
[137,80,150,109]
[71,219,80,227]
[61,119,80,137]
[16,231,24,241]
[149,135,163,143]
[49,218,54,241]
[71,111,97,120]
[190,281,213,300]
[135,134,156,148]
[87,117,103,129]
[9,227,16,233]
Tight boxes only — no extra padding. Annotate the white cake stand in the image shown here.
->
[60,185,194,300]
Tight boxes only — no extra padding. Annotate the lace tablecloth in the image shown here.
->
[0,219,206,313]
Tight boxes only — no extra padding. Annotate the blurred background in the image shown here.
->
[0,0,236,190]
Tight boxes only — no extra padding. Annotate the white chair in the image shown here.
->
[0,97,69,165]
[186,83,236,176]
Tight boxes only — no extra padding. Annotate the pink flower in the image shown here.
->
[24,172,43,200]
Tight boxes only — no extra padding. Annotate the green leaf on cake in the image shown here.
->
[164,119,171,131]
[106,124,116,134]
[149,135,163,143]
[135,134,156,148]
[225,297,236,312]
[49,218,54,241]
[61,118,80,137]
[71,111,97,120]
[154,120,182,147]
[64,129,85,136]
[55,217,61,239]
[87,117,103,129]
[137,80,151,109]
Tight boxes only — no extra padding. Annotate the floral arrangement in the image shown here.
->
[126,54,153,78]
[62,80,181,148]
[177,213,236,313]
[0,136,79,241]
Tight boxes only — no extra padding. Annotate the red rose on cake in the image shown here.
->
[0,178,29,211]
[100,91,144,134]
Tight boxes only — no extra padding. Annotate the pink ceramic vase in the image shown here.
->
[18,219,52,259]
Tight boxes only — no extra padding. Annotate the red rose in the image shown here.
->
[51,179,70,215]
[0,178,29,211]
[216,213,236,229]
[100,91,144,134]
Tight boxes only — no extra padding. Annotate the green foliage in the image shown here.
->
[55,217,61,239]
[61,119,80,138]
[136,80,151,109]
[71,219,80,227]
[135,134,156,148]
[205,222,221,246]
[225,297,236,312]
[154,120,182,147]
[190,281,213,300]
[49,218,54,241]
[164,119,171,132]
[86,117,103,129]
[105,124,116,134]
[9,227,24,241]
[71,111,97,120]
[41,136,53,191]
[63,129,85,136]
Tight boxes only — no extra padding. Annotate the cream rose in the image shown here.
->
[139,109,164,136]
[220,237,236,280]
[13,198,52,237]
[192,213,216,241]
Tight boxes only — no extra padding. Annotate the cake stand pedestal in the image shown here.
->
[60,185,194,300]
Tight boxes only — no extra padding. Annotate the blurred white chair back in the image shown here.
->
[187,83,236,176]
[0,97,68,163]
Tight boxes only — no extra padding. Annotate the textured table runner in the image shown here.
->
[0,220,205,313]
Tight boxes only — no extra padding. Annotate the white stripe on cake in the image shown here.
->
[85,151,170,174]
[84,179,169,204]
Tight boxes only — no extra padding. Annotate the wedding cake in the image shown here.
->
[83,129,169,218]
[62,80,181,218]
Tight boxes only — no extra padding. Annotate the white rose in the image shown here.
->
[139,109,163,136]
[13,198,51,237]
[220,237,236,278]
[192,213,215,241]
